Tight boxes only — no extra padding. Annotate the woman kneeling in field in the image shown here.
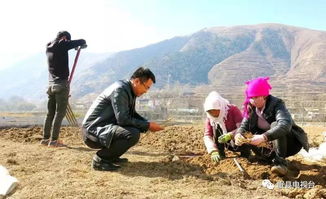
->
[235,77,309,176]
[203,91,250,163]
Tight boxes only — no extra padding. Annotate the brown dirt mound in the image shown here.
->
[140,125,325,180]
[0,126,82,144]
[140,124,326,198]
[0,125,325,198]
[139,125,206,154]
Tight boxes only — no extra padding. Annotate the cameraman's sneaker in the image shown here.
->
[48,140,67,148]
[40,139,50,146]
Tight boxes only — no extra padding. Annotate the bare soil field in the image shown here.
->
[0,124,325,199]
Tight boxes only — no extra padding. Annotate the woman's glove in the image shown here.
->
[218,133,232,143]
[211,151,225,162]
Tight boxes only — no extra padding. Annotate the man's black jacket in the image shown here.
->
[82,80,150,135]
[46,39,86,82]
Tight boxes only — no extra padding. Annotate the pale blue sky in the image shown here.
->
[114,0,326,31]
[0,0,325,70]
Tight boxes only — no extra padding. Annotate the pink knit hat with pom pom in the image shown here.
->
[243,77,272,118]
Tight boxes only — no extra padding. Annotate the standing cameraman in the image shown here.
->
[41,31,86,147]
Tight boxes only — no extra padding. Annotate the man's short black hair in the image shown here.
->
[131,67,156,83]
[56,31,71,41]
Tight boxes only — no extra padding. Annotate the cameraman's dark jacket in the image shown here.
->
[237,95,309,151]
[82,80,149,148]
[46,39,86,82]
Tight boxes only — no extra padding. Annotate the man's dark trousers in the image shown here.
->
[83,125,141,161]
[43,81,69,140]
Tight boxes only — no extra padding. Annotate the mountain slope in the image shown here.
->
[73,23,326,100]
[72,36,190,97]
[208,24,326,86]
[1,23,325,102]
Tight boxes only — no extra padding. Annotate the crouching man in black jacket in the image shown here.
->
[82,67,164,171]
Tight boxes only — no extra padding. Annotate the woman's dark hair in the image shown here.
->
[131,67,156,83]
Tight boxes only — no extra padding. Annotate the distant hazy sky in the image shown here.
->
[0,0,325,70]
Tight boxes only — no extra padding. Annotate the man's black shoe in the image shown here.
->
[92,161,120,171]
[92,155,120,171]
[112,157,128,163]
